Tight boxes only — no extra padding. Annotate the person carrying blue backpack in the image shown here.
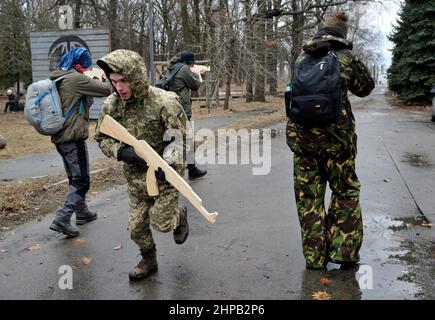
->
[49,47,111,238]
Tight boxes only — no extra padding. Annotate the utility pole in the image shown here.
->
[148,0,155,85]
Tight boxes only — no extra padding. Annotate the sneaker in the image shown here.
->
[173,207,189,244]
[49,219,79,238]
[76,209,97,225]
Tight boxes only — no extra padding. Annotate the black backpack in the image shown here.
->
[155,63,184,90]
[286,50,342,126]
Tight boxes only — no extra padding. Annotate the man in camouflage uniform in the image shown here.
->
[95,50,189,281]
[286,11,374,270]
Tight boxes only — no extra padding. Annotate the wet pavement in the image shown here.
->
[0,116,239,183]
[0,84,434,299]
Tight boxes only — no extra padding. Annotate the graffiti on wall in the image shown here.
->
[48,36,89,71]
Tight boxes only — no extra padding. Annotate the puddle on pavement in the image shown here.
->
[361,214,434,299]
[402,152,432,168]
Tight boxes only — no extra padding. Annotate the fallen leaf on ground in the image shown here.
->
[320,277,331,285]
[113,244,122,250]
[80,257,92,265]
[421,223,432,228]
[73,238,86,244]
[312,291,332,300]
[392,235,405,241]
[25,243,42,251]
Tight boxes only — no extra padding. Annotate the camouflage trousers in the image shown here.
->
[127,179,181,251]
[293,152,363,268]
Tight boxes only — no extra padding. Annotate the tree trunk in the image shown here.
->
[254,0,266,102]
[290,0,304,80]
[266,0,280,96]
[244,0,253,102]
[108,0,118,49]
[73,0,81,28]
[193,0,201,48]
[180,0,192,48]
[90,0,102,26]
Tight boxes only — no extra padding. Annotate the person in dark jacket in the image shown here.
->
[286,11,375,270]
[167,51,208,180]
[49,47,111,238]
[4,89,17,113]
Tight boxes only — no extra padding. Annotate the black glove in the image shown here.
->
[117,145,146,165]
[155,167,167,183]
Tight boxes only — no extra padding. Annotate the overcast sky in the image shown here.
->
[365,0,404,67]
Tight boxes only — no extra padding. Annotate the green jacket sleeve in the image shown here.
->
[349,56,375,98]
[94,95,124,160]
[178,66,201,91]
[71,73,112,97]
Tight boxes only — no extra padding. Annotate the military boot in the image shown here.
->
[76,208,97,225]
[129,247,158,282]
[174,207,189,244]
[187,164,207,180]
[49,219,79,238]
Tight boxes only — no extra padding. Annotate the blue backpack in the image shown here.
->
[25,76,82,136]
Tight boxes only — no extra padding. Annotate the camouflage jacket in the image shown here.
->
[94,50,187,180]
[168,54,201,118]
[287,32,374,158]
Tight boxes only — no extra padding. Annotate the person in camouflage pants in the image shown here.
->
[95,49,189,281]
[286,11,374,270]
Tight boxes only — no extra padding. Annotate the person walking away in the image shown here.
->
[286,11,374,270]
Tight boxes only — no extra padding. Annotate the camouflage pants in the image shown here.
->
[293,152,363,268]
[127,179,181,251]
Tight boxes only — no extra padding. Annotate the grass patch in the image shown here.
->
[0,112,97,160]
[0,158,124,233]
[385,90,432,113]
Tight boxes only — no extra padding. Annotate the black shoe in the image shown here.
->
[328,256,360,270]
[188,165,207,180]
[49,219,79,238]
[306,262,326,270]
[76,209,97,225]
[174,207,189,244]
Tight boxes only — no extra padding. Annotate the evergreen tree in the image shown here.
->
[0,1,32,90]
[388,0,435,104]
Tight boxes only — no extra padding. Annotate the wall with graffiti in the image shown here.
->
[29,28,111,119]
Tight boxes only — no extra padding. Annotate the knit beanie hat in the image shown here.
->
[323,11,349,38]
[180,51,195,65]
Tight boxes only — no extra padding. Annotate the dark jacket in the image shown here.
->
[50,68,111,144]
[287,31,375,159]
[168,54,201,118]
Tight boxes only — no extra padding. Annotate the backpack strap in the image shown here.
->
[165,63,184,83]
[64,99,83,121]
[53,75,67,84]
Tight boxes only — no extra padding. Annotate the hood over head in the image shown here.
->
[169,53,185,69]
[303,28,353,55]
[97,49,149,99]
